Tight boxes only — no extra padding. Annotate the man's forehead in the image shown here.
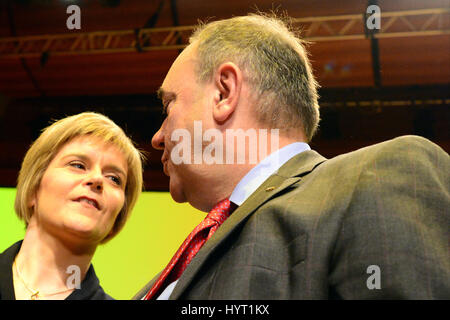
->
[173,43,199,70]
[160,44,197,91]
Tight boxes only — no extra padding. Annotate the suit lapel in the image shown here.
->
[170,150,327,299]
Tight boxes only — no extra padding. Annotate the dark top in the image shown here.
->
[0,241,114,300]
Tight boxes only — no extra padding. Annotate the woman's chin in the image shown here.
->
[61,217,104,244]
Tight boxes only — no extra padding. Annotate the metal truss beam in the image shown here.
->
[0,8,448,58]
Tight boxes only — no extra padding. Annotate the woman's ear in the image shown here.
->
[28,191,36,210]
[212,62,242,123]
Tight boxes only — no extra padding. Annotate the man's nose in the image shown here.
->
[151,127,165,150]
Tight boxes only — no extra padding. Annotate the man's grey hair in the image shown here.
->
[189,13,320,141]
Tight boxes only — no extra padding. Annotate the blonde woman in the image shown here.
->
[0,112,144,300]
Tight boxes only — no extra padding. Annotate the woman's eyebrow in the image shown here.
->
[104,164,127,180]
[61,153,89,162]
[61,153,127,178]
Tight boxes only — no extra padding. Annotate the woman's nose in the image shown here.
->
[85,171,103,191]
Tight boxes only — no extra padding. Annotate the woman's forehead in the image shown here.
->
[55,135,127,169]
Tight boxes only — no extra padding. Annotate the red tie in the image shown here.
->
[143,198,234,300]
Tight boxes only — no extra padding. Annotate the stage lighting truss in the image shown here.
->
[0,8,448,58]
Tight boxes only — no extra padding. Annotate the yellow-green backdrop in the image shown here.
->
[0,187,204,299]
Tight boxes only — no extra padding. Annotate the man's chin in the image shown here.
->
[169,182,187,204]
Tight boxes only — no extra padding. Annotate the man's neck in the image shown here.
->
[195,134,306,212]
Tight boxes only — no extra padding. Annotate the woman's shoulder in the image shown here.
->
[0,240,22,257]
[66,264,115,300]
[0,240,23,300]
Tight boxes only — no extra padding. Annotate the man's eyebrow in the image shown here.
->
[157,87,164,100]
[157,87,176,101]
[157,87,176,114]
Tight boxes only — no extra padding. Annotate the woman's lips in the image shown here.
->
[74,196,100,210]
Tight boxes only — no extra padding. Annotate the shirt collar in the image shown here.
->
[229,142,310,206]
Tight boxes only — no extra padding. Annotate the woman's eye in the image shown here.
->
[108,175,122,186]
[69,162,85,170]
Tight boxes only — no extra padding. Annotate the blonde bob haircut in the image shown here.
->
[14,112,145,243]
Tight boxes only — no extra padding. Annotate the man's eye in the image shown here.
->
[162,101,170,115]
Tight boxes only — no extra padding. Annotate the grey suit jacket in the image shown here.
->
[134,135,450,299]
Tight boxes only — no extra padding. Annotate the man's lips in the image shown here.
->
[74,196,100,210]
[161,154,169,176]
[162,160,169,176]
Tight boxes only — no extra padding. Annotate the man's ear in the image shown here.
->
[213,62,242,123]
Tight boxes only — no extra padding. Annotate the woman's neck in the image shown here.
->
[13,221,95,298]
